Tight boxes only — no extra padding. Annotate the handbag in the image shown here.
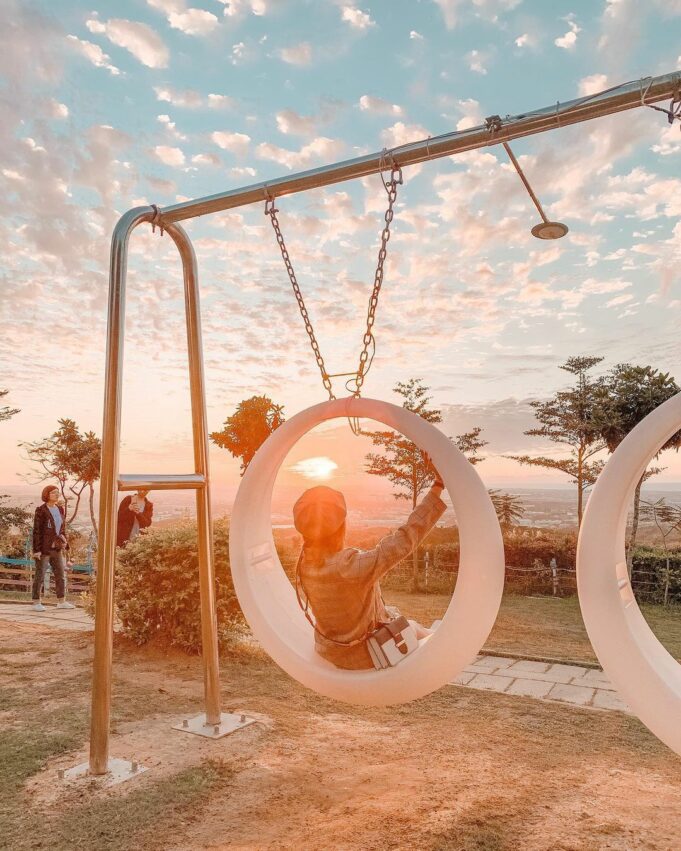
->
[294,552,420,670]
[366,616,419,669]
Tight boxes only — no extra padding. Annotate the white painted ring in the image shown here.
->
[229,397,505,706]
[577,392,681,754]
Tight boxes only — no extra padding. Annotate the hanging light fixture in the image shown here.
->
[502,142,569,240]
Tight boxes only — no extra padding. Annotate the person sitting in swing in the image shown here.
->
[293,465,446,670]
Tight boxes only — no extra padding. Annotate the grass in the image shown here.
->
[13,760,236,851]
[386,591,681,664]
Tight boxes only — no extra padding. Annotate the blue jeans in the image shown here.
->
[32,550,66,600]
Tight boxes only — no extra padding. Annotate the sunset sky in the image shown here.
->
[1,0,680,511]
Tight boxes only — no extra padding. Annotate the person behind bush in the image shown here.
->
[116,489,153,547]
[293,466,446,670]
[31,485,75,612]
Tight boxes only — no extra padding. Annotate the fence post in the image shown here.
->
[550,557,558,597]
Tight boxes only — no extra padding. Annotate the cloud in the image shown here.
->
[67,35,121,75]
[191,152,221,166]
[554,15,581,50]
[455,98,482,131]
[358,95,403,117]
[578,73,608,96]
[580,278,632,295]
[153,145,185,165]
[48,100,69,119]
[605,293,634,308]
[157,114,186,140]
[255,136,344,170]
[154,86,234,109]
[86,17,169,68]
[514,33,536,49]
[210,130,251,155]
[467,49,487,74]
[276,109,318,136]
[279,42,312,65]
[219,0,267,17]
[147,0,219,35]
[432,0,520,29]
[340,6,375,29]
[410,30,424,40]
[380,121,429,148]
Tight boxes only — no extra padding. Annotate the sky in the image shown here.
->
[1,0,680,512]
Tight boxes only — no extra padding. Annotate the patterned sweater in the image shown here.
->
[299,485,447,670]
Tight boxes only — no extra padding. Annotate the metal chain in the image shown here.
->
[264,159,403,401]
[265,197,335,399]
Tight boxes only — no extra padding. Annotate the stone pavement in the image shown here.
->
[452,654,631,714]
[0,602,94,632]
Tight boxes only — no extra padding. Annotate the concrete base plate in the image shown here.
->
[172,712,257,739]
[61,758,148,787]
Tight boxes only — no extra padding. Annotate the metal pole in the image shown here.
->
[166,223,221,725]
[157,73,679,224]
[502,141,549,223]
[89,207,155,775]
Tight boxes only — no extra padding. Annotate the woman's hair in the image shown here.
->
[41,485,58,503]
[301,522,346,571]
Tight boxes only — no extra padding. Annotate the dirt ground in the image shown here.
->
[2,618,681,851]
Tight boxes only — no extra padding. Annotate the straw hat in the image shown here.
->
[293,486,347,541]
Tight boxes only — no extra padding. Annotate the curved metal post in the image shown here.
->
[89,210,221,775]
[166,222,221,726]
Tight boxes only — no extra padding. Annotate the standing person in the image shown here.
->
[116,490,153,547]
[31,485,75,612]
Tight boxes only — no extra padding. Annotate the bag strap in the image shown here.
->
[294,550,371,648]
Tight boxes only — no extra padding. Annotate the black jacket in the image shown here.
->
[116,496,153,547]
[33,503,67,554]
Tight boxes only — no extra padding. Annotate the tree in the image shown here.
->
[365,379,486,592]
[507,357,608,529]
[211,395,285,475]
[489,490,525,533]
[0,389,19,423]
[20,419,101,529]
[600,363,681,572]
[0,496,31,537]
[641,499,681,606]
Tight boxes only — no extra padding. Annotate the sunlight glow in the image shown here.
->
[290,456,339,480]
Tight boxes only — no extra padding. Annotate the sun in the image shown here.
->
[290,456,339,480]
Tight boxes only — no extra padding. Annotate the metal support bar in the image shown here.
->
[157,73,679,224]
[89,211,221,776]
[118,473,206,491]
[502,141,548,223]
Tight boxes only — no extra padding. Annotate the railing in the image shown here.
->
[0,562,91,595]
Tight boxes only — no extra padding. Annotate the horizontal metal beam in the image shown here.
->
[118,473,206,491]
[160,73,679,224]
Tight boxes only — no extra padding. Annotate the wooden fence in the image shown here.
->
[0,562,91,596]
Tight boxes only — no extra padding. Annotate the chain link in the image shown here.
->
[264,160,402,401]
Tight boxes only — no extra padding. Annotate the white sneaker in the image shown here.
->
[56,601,76,610]
[33,602,46,612]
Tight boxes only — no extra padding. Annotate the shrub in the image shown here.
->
[86,519,244,653]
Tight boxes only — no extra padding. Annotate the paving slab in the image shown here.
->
[547,683,596,707]
[592,690,631,713]
[472,655,516,670]
[507,678,555,699]
[452,671,476,686]
[507,660,551,674]
[0,603,94,632]
[571,669,616,690]
[467,673,512,693]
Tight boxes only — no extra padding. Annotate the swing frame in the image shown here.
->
[89,72,680,775]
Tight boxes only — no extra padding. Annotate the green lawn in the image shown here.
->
[385,591,681,664]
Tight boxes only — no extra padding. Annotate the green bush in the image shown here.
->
[87,519,244,653]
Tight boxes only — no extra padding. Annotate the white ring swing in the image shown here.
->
[577,392,681,755]
[229,396,505,706]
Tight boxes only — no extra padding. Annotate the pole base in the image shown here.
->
[172,712,256,739]
[59,758,148,787]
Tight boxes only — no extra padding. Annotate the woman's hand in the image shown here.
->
[422,452,444,488]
